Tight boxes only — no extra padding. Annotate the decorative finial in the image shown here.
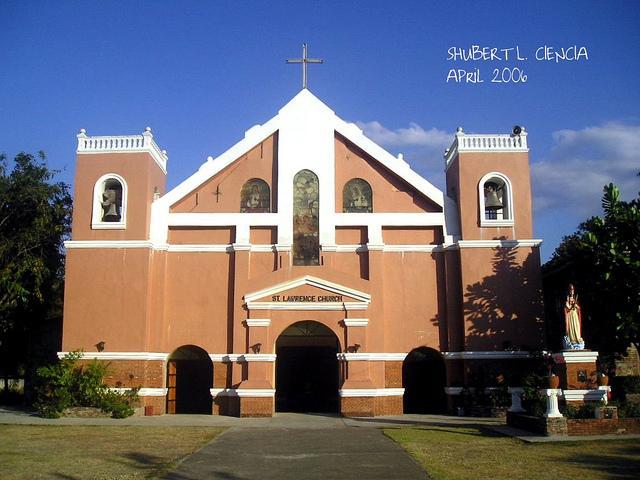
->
[207,155,214,162]
[397,153,404,161]
[144,127,152,133]
[162,149,167,155]
[456,126,464,133]
[79,128,86,134]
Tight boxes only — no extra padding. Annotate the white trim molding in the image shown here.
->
[336,353,407,361]
[339,388,405,397]
[562,389,607,402]
[208,354,277,363]
[444,129,528,169]
[64,240,157,250]
[109,387,168,397]
[57,351,168,361]
[443,351,532,360]
[456,239,542,249]
[343,318,369,327]
[210,388,275,398]
[245,319,271,327]
[77,128,168,174]
[552,351,599,364]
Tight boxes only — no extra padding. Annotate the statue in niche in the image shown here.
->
[343,179,372,213]
[563,283,585,350]
[101,188,121,222]
[240,179,270,213]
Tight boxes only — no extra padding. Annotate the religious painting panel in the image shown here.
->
[240,178,271,213]
[343,178,372,213]
[293,169,319,266]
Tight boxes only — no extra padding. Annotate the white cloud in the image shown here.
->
[357,121,452,149]
[532,122,640,217]
[355,120,454,187]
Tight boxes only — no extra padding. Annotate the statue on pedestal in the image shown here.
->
[563,283,585,350]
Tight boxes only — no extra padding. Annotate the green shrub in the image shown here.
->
[611,401,640,418]
[612,376,640,399]
[561,403,596,419]
[33,351,139,418]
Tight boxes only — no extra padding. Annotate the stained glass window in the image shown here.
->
[293,170,319,265]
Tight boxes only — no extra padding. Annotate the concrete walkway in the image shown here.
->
[163,426,428,480]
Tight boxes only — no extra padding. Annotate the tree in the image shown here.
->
[543,180,640,364]
[0,151,72,400]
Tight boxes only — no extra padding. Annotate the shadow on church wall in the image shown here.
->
[461,243,545,352]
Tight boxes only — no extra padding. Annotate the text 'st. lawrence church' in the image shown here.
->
[62,88,544,417]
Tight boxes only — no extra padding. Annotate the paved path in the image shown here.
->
[163,426,427,480]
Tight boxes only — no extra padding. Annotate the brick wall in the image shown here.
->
[374,396,403,415]
[341,396,374,417]
[77,359,165,389]
[507,411,568,436]
[567,418,640,435]
[239,397,274,417]
[384,362,402,388]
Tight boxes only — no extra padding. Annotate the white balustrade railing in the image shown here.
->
[444,127,528,168]
[76,128,168,173]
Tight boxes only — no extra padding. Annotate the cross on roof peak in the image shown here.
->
[286,43,324,90]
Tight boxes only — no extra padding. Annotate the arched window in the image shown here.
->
[92,174,127,229]
[343,178,373,213]
[240,178,270,212]
[478,172,514,226]
[293,169,319,266]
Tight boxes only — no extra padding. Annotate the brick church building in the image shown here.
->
[61,88,545,417]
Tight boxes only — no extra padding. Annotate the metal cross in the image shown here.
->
[286,43,323,89]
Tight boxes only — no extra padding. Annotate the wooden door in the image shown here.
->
[166,360,177,414]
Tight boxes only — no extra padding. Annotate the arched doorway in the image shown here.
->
[403,347,447,414]
[166,345,213,414]
[275,321,340,413]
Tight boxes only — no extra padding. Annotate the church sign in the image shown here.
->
[271,294,344,303]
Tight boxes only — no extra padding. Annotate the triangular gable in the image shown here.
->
[156,89,444,210]
[244,275,371,311]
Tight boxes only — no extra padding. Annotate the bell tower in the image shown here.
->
[444,126,545,352]
[70,127,168,241]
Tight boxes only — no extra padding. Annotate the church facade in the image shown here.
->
[61,90,544,417]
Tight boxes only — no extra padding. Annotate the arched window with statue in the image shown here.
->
[343,178,373,213]
[92,173,127,229]
[478,172,514,226]
[240,178,270,213]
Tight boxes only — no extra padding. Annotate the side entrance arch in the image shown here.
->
[275,321,340,413]
[403,347,447,414]
[166,345,213,414]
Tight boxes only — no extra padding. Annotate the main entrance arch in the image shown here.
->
[275,321,340,413]
[166,345,213,414]
[403,347,447,414]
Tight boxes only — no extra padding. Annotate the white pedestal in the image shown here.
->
[540,388,563,418]
[508,387,525,413]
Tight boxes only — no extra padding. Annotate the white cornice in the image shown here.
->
[57,351,168,361]
[109,387,168,397]
[64,240,156,250]
[336,353,407,361]
[552,351,599,364]
[339,388,405,397]
[208,354,276,363]
[343,318,369,327]
[210,388,275,398]
[76,129,168,174]
[444,130,529,170]
[456,239,542,249]
[245,319,271,327]
[562,389,607,402]
[442,351,532,360]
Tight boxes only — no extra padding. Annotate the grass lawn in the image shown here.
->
[0,425,224,479]
[385,426,640,480]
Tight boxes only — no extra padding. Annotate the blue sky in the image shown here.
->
[1,1,639,260]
